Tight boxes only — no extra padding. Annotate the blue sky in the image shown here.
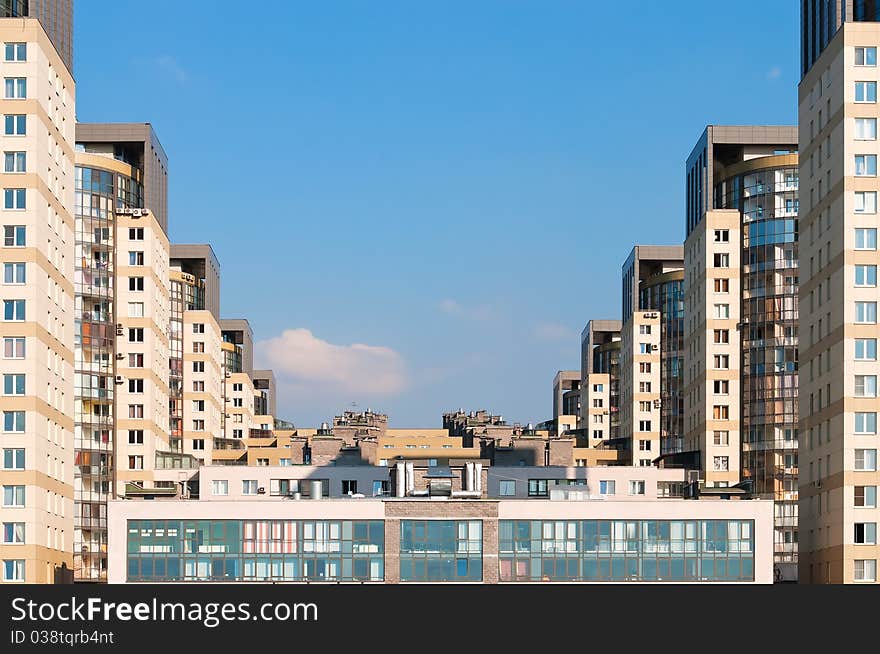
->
[74,1,799,427]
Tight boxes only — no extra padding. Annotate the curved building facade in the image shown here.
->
[717,154,800,570]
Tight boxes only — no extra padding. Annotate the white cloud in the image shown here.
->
[766,66,782,80]
[533,322,576,342]
[438,298,495,321]
[255,328,407,396]
[156,55,188,84]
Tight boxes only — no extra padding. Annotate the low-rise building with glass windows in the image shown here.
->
[107,465,774,584]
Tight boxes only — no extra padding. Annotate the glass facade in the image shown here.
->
[127,519,385,582]
[498,519,755,582]
[73,165,143,582]
[593,342,620,439]
[718,164,799,568]
[640,275,685,455]
[168,275,204,453]
[399,520,482,581]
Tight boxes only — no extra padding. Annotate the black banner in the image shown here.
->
[0,584,869,649]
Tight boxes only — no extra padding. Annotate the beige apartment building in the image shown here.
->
[0,16,75,583]
[114,208,170,493]
[799,17,880,583]
[620,312,662,467]
[683,209,743,488]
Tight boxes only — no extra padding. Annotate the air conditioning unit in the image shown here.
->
[114,376,124,384]
[653,400,661,408]
[257,487,266,495]
[115,354,124,360]
[651,344,659,350]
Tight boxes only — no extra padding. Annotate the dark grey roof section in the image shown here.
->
[253,369,276,418]
[621,244,684,322]
[75,122,169,234]
[220,318,254,376]
[170,243,221,322]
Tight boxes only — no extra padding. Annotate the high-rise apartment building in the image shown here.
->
[1,1,72,76]
[621,246,684,458]
[619,311,662,466]
[72,125,170,582]
[578,320,621,438]
[0,12,75,583]
[683,125,800,580]
[799,5,880,583]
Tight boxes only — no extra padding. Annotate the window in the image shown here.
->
[3,374,24,396]
[3,299,24,321]
[855,486,878,508]
[192,342,204,353]
[857,46,878,66]
[594,398,605,408]
[3,560,24,582]
[714,304,730,319]
[128,430,143,445]
[855,523,877,545]
[638,420,652,432]
[638,401,651,411]
[242,480,258,495]
[856,154,878,176]
[193,323,205,334]
[639,381,652,392]
[128,227,144,240]
[639,343,651,354]
[639,324,651,334]
[855,412,877,434]
[528,479,549,497]
[127,378,143,394]
[592,384,603,392]
[128,405,143,419]
[211,480,228,496]
[712,405,729,420]
[629,480,645,495]
[342,480,358,495]
[3,43,26,62]
[3,188,25,209]
[128,353,143,368]
[2,522,24,544]
[638,440,651,451]
[192,439,205,451]
[2,485,24,507]
[599,480,615,495]
[714,278,729,293]
[639,362,651,373]
[279,459,291,467]
[856,81,877,102]
[713,380,729,394]
[128,277,144,292]
[713,329,729,344]
[2,449,24,470]
[128,456,143,470]
[192,361,204,373]
[232,429,243,439]
[192,420,205,431]
[857,117,878,140]
[3,411,24,432]
[3,225,25,246]
[713,430,729,446]
[713,253,730,268]
[713,456,729,471]
[855,449,878,471]
[592,429,603,439]
[192,399,205,412]
[192,381,204,392]
[3,151,24,173]
[3,78,26,99]
[856,228,878,250]
[713,229,729,243]
[855,560,877,582]
[3,114,25,135]
[856,339,878,360]
[127,302,144,318]
[128,251,144,265]
[128,328,144,342]
[232,383,243,392]
[856,377,878,398]
[855,191,878,213]
[499,480,516,496]
[3,262,25,285]
[856,301,877,324]
[856,265,877,286]
[713,354,730,369]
